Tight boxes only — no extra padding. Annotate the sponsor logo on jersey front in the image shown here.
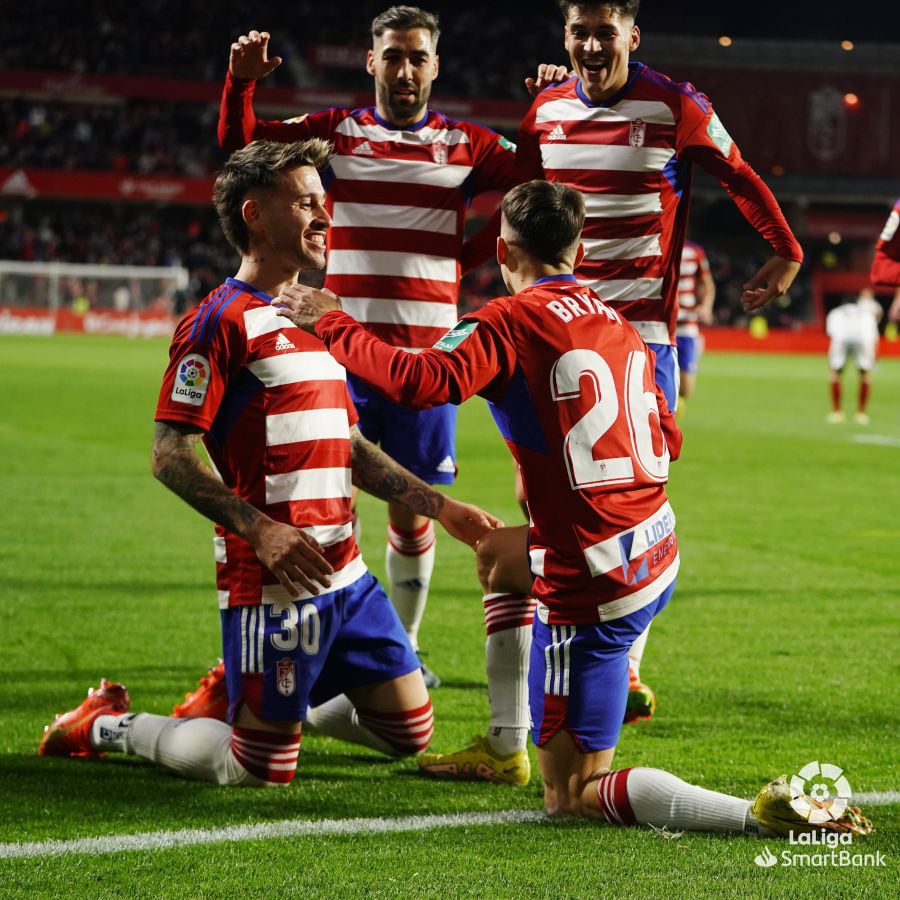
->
[433,320,479,351]
[629,118,646,148]
[352,140,375,156]
[277,659,296,697]
[274,331,296,352]
[546,124,567,142]
[171,353,210,405]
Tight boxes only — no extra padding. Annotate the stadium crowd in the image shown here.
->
[0,0,825,322]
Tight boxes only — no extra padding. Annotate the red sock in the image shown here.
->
[830,379,842,412]
[356,700,434,755]
[595,769,638,826]
[230,726,301,785]
[858,381,870,413]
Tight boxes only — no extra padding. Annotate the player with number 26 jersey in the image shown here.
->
[311,273,682,625]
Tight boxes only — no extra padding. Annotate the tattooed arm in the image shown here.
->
[349,426,502,547]
[151,421,333,596]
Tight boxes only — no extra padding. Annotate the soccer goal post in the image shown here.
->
[0,260,189,311]
[0,260,190,336]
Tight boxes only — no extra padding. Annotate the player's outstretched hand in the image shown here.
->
[437,497,503,549]
[230,30,283,80]
[525,63,572,97]
[248,517,334,597]
[740,256,801,311]
[276,284,342,333]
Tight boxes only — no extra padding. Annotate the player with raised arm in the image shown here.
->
[218,7,519,687]
[37,140,500,786]
[450,0,806,761]
[870,197,900,325]
[675,240,716,408]
[276,180,871,836]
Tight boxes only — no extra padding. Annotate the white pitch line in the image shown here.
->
[852,434,900,447]
[2,793,897,861]
[0,810,545,860]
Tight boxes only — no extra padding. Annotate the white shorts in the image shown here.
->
[828,337,876,372]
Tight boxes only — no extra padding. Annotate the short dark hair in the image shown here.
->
[558,0,640,20]
[213,138,331,254]
[501,180,585,265]
[372,5,441,47]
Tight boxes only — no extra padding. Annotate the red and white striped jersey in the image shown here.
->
[219,74,518,349]
[516,63,802,345]
[155,277,363,608]
[676,240,710,337]
[870,197,900,288]
[313,275,682,625]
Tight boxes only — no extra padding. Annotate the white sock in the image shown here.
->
[125,713,263,786]
[91,713,137,752]
[627,623,652,680]
[483,593,535,755]
[304,694,395,756]
[385,522,436,649]
[626,767,751,833]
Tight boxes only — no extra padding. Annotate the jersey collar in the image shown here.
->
[531,274,579,287]
[371,108,431,131]
[226,277,273,304]
[575,62,643,108]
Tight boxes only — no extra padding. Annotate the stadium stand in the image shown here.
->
[1,0,898,320]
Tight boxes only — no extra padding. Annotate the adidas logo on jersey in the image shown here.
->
[436,455,456,474]
[274,332,296,351]
[546,125,566,141]
[352,141,374,156]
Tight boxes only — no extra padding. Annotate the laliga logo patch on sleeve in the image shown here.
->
[171,353,211,406]
[433,320,479,352]
[706,112,733,156]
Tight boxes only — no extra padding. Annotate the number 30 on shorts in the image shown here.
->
[269,599,321,655]
[551,348,669,489]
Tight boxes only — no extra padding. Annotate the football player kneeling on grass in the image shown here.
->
[275,177,872,836]
[37,139,500,787]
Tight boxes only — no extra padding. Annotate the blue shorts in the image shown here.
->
[529,580,675,752]
[676,335,700,375]
[647,343,679,411]
[220,571,421,722]
[348,373,458,484]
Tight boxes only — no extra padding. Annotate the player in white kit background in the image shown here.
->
[825,290,882,425]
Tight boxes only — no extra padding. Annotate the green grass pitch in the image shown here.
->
[0,334,897,898]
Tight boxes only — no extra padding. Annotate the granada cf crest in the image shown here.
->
[432,140,449,164]
[808,86,846,162]
[629,118,646,148]
[276,659,296,697]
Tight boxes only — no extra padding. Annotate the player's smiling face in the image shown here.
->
[256,165,330,272]
[564,4,640,103]
[367,27,439,127]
